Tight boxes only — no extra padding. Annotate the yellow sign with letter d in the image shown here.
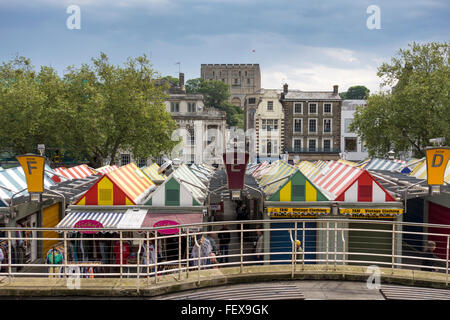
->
[426,147,450,185]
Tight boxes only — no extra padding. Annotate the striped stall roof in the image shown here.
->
[56,210,126,229]
[253,162,272,179]
[313,161,396,202]
[95,165,119,174]
[258,161,297,196]
[190,164,211,182]
[173,164,206,201]
[53,164,95,180]
[337,159,359,166]
[0,164,57,201]
[145,174,202,206]
[141,163,167,182]
[409,159,450,183]
[107,163,155,204]
[246,163,261,175]
[296,161,322,180]
[365,158,406,172]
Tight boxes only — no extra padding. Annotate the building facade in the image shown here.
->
[165,73,227,165]
[200,64,261,108]
[281,84,342,161]
[244,89,284,162]
[341,100,369,161]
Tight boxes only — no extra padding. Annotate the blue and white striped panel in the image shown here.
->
[57,211,126,229]
[366,159,404,171]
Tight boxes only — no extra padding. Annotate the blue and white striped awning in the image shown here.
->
[56,210,126,230]
[365,158,406,172]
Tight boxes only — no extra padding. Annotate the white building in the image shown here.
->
[341,100,369,161]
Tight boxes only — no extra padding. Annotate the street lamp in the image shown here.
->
[37,144,45,156]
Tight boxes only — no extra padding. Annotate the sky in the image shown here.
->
[0,0,448,94]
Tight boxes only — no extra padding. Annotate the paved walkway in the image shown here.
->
[0,265,448,298]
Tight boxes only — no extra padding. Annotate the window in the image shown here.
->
[292,185,305,199]
[247,78,250,84]
[323,139,331,151]
[234,78,238,84]
[167,189,179,202]
[222,78,225,82]
[324,103,332,114]
[345,137,357,152]
[294,119,302,133]
[323,119,332,133]
[267,141,272,154]
[188,128,195,145]
[170,102,179,112]
[294,103,302,114]
[309,119,317,133]
[293,139,302,152]
[121,154,130,166]
[262,119,278,131]
[188,102,196,113]
[138,157,147,168]
[267,101,273,111]
[309,103,317,114]
[248,98,256,104]
[344,119,353,133]
[308,139,317,152]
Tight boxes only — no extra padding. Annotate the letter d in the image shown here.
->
[432,154,443,167]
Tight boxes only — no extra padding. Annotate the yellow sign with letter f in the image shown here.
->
[16,154,45,193]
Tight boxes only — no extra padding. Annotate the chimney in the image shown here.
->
[283,83,288,94]
[333,85,338,95]
[179,73,185,91]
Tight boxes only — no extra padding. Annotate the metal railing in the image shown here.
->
[0,218,449,287]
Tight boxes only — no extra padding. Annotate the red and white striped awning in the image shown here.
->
[53,164,95,180]
[95,165,119,174]
[312,161,396,202]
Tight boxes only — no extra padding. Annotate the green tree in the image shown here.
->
[350,42,450,158]
[340,85,370,100]
[0,54,179,167]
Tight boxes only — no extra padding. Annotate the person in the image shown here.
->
[218,226,231,263]
[255,231,264,263]
[294,240,304,262]
[113,240,131,276]
[206,233,218,255]
[190,235,212,268]
[140,240,156,275]
[422,240,439,272]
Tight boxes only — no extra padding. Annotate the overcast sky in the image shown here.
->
[0,0,448,94]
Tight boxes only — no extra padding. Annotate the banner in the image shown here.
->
[339,208,403,215]
[268,207,330,217]
[223,152,249,190]
[16,154,46,193]
[425,147,450,185]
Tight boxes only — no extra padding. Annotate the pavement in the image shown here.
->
[0,264,448,298]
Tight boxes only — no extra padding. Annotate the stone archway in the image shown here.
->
[231,97,241,107]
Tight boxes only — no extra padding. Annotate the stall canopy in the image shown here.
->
[312,161,396,202]
[296,161,322,181]
[75,163,155,205]
[95,165,119,174]
[56,208,148,231]
[258,161,297,196]
[144,174,202,206]
[172,164,207,203]
[140,212,203,229]
[53,164,96,180]
[0,164,57,205]
[141,163,167,184]
[268,170,330,202]
[364,158,406,172]
[189,164,210,183]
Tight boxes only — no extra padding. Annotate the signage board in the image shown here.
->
[223,152,249,190]
[425,147,450,185]
[268,207,330,218]
[16,154,45,193]
[74,220,104,234]
[339,208,403,215]
[154,220,180,235]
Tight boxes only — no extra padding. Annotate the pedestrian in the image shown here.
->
[206,233,218,255]
[218,225,231,263]
[294,240,304,262]
[113,240,131,276]
[255,230,264,263]
[140,240,156,275]
[421,240,439,272]
[190,235,212,268]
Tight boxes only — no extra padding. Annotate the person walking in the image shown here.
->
[218,226,231,263]
[190,235,213,268]
[422,240,439,272]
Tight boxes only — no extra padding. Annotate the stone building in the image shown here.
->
[200,64,261,108]
[165,73,227,165]
[281,83,342,161]
[244,89,284,162]
[341,100,369,161]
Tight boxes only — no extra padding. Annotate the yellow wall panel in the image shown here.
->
[280,181,292,202]
[305,181,317,201]
[42,203,60,258]
[98,177,114,205]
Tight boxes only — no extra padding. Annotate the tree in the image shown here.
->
[350,42,450,158]
[185,77,244,127]
[340,85,370,100]
[0,54,179,167]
